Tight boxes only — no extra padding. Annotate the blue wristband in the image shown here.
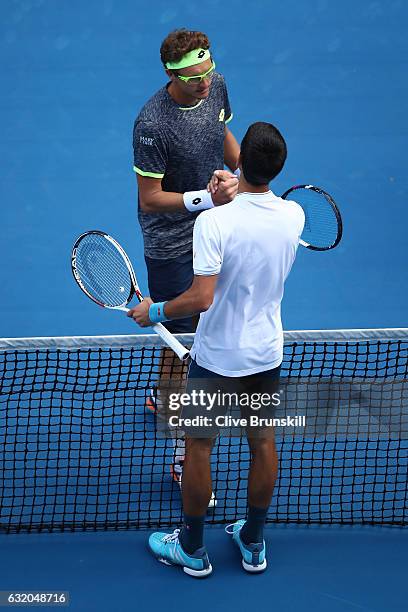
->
[148,301,169,324]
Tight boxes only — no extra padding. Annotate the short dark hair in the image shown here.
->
[160,29,210,66]
[240,122,287,186]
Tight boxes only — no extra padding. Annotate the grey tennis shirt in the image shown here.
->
[133,72,232,259]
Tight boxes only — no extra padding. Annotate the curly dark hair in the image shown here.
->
[160,29,210,66]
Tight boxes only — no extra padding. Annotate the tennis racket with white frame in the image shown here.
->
[71,230,189,361]
[281,184,343,251]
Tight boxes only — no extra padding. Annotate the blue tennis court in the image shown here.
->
[1,1,407,610]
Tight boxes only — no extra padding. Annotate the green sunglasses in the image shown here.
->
[175,61,216,85]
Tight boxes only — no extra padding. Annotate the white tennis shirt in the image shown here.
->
[190,190,305,376]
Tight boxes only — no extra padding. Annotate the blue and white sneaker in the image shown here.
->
[225,520,267,573]
[148,529,213,578]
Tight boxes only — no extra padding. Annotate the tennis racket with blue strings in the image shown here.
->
[281,184,343,251]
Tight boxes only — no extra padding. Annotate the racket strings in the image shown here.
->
[292,189,340,249]
[74,235,132,307]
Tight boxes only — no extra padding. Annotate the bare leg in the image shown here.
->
[182,437,214,515]
[247,435,278,508]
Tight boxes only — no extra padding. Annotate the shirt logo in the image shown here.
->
[140,136,154,146]
[218,108,225,122]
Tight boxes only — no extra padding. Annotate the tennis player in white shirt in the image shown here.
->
[128,122,305,577]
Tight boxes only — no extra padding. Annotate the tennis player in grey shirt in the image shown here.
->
[132,29,239,494]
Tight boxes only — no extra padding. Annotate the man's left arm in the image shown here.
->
[224,125,240,172]
[127,275,218,327]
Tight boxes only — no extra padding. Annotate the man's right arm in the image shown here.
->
[137,172,239,214]
[137,174,184,213]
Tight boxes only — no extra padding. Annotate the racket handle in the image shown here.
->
[119,306,190,361]
[153,322,190,361]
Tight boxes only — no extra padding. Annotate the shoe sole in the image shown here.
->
[242,558,267,573]
[156,556,212,578]
[184,564,213,578]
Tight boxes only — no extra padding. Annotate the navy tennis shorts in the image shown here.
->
[180,359,282,438]
[145,251,194,334]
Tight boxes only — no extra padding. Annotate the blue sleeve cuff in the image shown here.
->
[149,301,169,323]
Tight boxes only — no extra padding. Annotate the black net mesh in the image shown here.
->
[0,332,407,533]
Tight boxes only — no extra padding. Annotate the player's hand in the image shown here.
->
[207,170,234,194]
[127,297,154,327]
[208,170,239,205]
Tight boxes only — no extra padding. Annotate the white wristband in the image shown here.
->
[183,189,214,213]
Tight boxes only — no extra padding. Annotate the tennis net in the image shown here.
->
[0,329,407,533]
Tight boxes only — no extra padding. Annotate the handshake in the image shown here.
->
[183,169,240,212]
[206,169,239,206]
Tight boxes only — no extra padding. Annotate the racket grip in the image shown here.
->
[120,306,190,361]
[152,323,190,361]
